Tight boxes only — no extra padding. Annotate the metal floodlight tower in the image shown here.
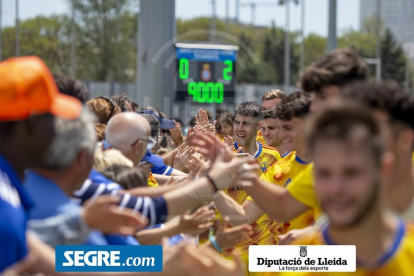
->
[279,0,299,92]
[326,0,337,52]
[15,0,20,56]
[137,0,176,113]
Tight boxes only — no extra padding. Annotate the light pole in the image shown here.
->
[326,0,337,52]
[0,0,2,61]
[279,0,298,92]
[284,0,290,92]
[211,0,216,42]
[235,0,240,23]
[15,0,19,57]
[225,0,229,32]
[70,1,76,77]
[375,0,382,82]
[300,0,305,71]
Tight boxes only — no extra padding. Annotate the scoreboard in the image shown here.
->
[175,43,238,104]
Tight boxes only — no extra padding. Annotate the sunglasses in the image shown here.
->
[98,96,117,119]
[130,137,156,151]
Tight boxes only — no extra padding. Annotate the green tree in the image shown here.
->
[176,17,225,42]
[380,29,407,84]
[1,15,71,73]
[262,26,299,85]
[72,0,137,82]
[303,33,326,67]
[338,28,377,58]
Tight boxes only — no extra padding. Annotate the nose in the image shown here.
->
[327,177,347,197]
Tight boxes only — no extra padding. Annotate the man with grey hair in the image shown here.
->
[24,109,145,246]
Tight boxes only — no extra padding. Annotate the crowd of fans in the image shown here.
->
[1,47,414,276]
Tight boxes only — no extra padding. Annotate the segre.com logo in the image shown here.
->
[55,245,162,272]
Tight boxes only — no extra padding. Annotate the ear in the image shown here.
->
[398,129,414,153]
[380,151,395,178]
[76,148,89,169]
[132,140,143,153]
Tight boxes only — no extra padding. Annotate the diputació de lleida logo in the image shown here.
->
[300,246,307,258]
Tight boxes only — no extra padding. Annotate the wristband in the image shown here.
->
[205,174,218,192]
[209,235,222,253]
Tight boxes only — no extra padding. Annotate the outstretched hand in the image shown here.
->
[192,132,234,163]
[208,148,253,190]
[82,195,148,235]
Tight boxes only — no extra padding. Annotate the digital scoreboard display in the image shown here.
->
[175,43,238,104]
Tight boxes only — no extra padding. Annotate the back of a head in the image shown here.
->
[111,93,133,112]
[262,89,286,102]
[307,101,384,167]
[53,74,90,104]
[216,112,234,134]
[342,81,414,131]
[42,109,96,171]
[300,48,369,93]
[94,123,106,141]
[141,113,160,138]
[105,112,150,153]
[276,91,311,121]
[86,97,122,125]
[235,102,262,121]
[102,165,148,190]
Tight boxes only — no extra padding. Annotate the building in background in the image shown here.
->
[360,0,414,59]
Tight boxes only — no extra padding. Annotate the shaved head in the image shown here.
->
[106,113,150,164]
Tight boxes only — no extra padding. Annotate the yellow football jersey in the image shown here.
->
[256,130,266,145]
[250,151,316,234]
[217,142,282,258]
[286,164,322,211]
[147,173,159,188]
[412,152,414,166]
[262,219,414,276]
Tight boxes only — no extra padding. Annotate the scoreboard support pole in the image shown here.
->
[137,0,176,115]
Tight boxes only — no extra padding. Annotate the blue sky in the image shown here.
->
[1,0,360,36]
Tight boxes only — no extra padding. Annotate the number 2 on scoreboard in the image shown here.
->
[223,60,232,81]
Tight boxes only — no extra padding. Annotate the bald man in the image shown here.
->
[106,113,186,178]
[106,112,151,164]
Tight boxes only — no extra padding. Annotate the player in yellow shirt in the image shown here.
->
[269,102,414,276]
[257,89,286,147]
[215,93,315,240]
[213,102,281,274]
[235,51,414,241]
[260,92,315,233]
[260,108,285,156]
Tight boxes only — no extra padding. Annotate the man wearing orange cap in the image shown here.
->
[0,56,83,272]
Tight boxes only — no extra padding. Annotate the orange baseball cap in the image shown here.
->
[0,56,82,121]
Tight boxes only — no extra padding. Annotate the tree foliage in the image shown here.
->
[0,4,408,85]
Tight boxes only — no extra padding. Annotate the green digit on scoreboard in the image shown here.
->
[215,83,224,103]
[179,58,189,79]
[205,82,215,104]
[188,82,197,100]
[223,60,232,81]
[187,81,224,104]
[196,82,206,103]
